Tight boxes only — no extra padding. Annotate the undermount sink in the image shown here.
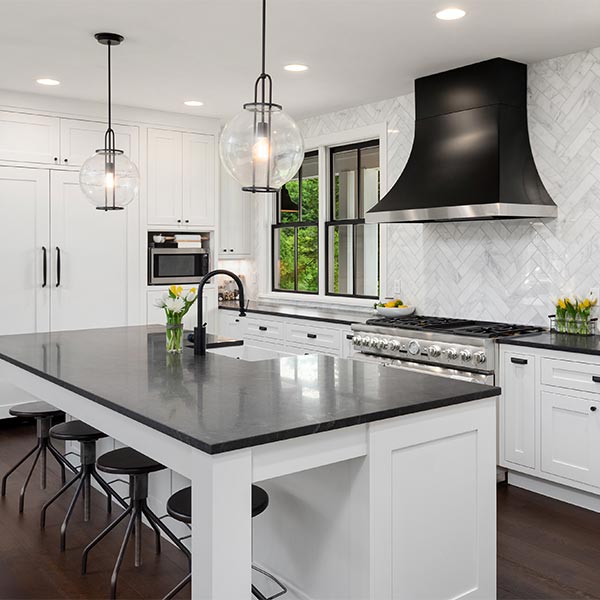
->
[206,344,282,362]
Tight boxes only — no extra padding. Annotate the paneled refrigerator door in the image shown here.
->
[0,166,50,334]
[50,170,130,331]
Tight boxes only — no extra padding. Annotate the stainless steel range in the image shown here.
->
[351,316,544,385]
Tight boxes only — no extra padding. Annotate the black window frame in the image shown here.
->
[271,150,319,294]
[325,140,380,299]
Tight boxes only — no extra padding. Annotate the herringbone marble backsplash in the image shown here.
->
[300,47,600,325]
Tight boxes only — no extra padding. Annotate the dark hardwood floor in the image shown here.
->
[2,420,600,599]
[0,420,189,599]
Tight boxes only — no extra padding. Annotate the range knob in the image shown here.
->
[361,336,371,347]
[446,348,458,360]
[380,338,390,350]
[460,349,472,362]
[389,340,401,351]
[352,335,362,346]
[370,337,380,348]
[407,340,421,355]
[473,351,486,364]
[428,345,441,358]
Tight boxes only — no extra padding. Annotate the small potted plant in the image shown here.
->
[154,285,198,353]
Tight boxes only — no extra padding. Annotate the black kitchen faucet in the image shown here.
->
[194,269,246,355]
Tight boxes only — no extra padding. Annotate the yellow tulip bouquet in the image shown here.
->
[154,285,198,353]
[553,294,598,335]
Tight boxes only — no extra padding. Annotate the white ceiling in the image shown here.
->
[3,0,600,121]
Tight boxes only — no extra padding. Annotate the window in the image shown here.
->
[271,140,380,300]
[272,151,319,293]
[327,141,380,298]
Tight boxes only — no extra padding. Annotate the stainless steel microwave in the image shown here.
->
[148,248,209,285]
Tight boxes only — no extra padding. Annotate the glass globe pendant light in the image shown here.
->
[219,0,304,193]
[80,33,140,211]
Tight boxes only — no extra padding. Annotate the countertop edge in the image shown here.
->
[219,304,369,326]
[497,335,600,356]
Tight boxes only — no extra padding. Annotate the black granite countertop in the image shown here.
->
[498,332,600,356]
[219,300,373,326]
[0,326,500,454]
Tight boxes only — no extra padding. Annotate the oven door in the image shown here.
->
[354,352,494,385]
[149,249,209,285]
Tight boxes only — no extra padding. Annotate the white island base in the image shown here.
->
[0,359,496,600]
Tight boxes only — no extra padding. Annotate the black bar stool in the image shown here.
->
[1,401,77,512]
[81,447,191,599]
[162,484,286,600]
[40,420,127,550]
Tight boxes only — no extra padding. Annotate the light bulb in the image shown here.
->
[105,171,115,189]
[252,136,270,162]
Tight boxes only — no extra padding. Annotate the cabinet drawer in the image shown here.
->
[285,321,341,351]
[541,357,600,395]
[245,316,284,341]
[218,311,248,339]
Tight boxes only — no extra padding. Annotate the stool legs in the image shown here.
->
[1,416,77,512]
[40,440,127,550]
[82,473,188,599]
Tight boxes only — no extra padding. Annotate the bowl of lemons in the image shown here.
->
[374,299,415,317]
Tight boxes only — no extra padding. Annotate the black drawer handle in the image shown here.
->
[511,357,528,365]
[591,406,598,412]
[55,246,61,287]
[346,334,353,340]
[235,319,239,323]
[592,376,600,383]
[307,333,317,339]
[258,326,267,331]
[42,246,47,288]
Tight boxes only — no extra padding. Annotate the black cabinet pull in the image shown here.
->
[258,326,267,331]
[592,376,600,383]
[346,334,353,340]
[42,246,47,288]
[511,357,528,365]
[177,219,181,223]
[185,219,190,223]
[223,249,227,252]
[307,333,317,339]
[55,247,61,287]
[591,406,598,412]
[230,249,234,252]
[53,157,58,162]
[63,158,68,163]
[235,319,240,323]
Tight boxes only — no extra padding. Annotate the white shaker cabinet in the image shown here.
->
[0,111,60,164]
[0,166,50,334]
[501,351,536,469]
[49,171,132,331]
[59,119,139,167]
[540,390,600,487]
[147,128,216,229]
[219,170,252,258]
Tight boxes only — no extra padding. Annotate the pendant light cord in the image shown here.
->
[107,41,112,131]
[261,0,266,76]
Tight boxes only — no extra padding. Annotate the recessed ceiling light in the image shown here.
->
[284,64,309,72]
[184,100,204,107]
[36,78,60,86]
[435,8,466,20]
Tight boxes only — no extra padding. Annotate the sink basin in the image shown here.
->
[206,344,283,362]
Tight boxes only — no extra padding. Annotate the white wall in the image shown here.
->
[298,47,600,325]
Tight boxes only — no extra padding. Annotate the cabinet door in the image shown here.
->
[0,111,59,164]
[502,352,536,469]
[147,129,182,226]
[540,390,600,487]
[220,170,252,257]
[0,167,50,334]
[182,133,215,228]
[50,171,131,331]
[59,119,139,167]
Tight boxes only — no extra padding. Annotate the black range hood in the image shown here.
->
[366,58,557,224]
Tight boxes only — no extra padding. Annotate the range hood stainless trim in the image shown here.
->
[366,202,558,224]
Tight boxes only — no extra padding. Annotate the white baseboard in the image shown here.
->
[508,471,600,513]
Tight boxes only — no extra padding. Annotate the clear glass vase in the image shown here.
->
[166,322,184,354]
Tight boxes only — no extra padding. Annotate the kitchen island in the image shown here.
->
[0,326,500,600]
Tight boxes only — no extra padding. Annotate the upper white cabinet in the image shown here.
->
[147,128,216,229]
[219,170,252,258]
[0,111,139,168]
[501,351,536,469]
[0,111,60,164]
[59,119,138,167]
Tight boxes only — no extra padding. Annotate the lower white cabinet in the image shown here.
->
[540,390,600,487]
[499,345,600,495]
[501,351,536,469]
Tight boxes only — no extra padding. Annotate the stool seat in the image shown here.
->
[97,447,165,476]
[50,420,107,442]
[166,485,269,525]
[9,401,63,418]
